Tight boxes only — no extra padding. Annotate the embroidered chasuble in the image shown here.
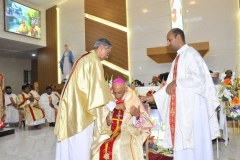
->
[92,87,154,160]
[153,44,220,152]
[99,101,125,160]
[16,93,45,123]
[169,54,180,148]
[48,96,58,122]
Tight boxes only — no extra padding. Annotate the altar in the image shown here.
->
[136,86,172,159]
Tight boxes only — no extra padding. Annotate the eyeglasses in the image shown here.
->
[106,49,110,56]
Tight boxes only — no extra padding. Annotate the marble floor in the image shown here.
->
[0,126,239,160]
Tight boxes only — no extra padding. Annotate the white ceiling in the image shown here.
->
[0,38,43,60]
[24,0,67,9]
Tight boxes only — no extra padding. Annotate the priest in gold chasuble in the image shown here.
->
[91,78,154,160]
[55,38,116,160]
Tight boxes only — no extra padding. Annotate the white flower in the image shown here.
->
[223,88,233,100]
[220,73,226,82]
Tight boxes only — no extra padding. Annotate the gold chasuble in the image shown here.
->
[92,87,154,160]
[16,93,45,123]
[54,50,114,154]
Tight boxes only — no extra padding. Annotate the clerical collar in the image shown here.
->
[177,44,188,55]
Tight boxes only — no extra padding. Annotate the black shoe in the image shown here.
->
[49,122,55,127]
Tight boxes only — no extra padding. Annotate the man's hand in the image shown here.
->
[7,103,13,106]
[130,105,140,119]
[166,80,176,95]
[50,103,54,108]
[106,117,112,126]
[28,96,34,102]
[160,80,166,89]
[115,103,126,110]
[140,96,154,103]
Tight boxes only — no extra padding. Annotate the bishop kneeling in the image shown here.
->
[39,86,59,127]
[92,78,154,160]
[16,85,45,130]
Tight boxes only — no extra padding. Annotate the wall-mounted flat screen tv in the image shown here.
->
[4,0,41,39]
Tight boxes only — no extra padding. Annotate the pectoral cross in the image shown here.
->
[117,111,122,121]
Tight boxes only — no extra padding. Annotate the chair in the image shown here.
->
[34,82,39,93]
[18,113,28,130]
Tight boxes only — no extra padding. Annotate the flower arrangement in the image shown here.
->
[217,68,240,118]
[229,106,240,119]
[217,69,236,102]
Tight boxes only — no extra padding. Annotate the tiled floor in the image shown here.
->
[0,126,239,160]
[0,126,56,160]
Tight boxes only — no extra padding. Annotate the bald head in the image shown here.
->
[167,28,186,51]
[152,76,158,85]
[112,83,126,100]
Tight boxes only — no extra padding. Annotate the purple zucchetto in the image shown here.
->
[113,77,125,84]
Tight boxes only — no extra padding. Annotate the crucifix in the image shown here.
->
[117,111,122,121]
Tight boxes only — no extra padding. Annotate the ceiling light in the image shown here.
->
[189,1,196,4]
[142,9,148,13]
[101,60,129,76]
[32,54,36,57]
[85,14,127,32]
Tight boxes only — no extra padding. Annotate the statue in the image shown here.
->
[59,44,74,80]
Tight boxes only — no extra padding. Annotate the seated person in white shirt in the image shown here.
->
[4,86,19,123]
[39,86,59,127]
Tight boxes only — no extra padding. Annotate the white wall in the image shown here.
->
[127,0,240,85]
[58,0,85,58]
[58,0,85,81]
[0,0,46,47]
[0,56,31,94]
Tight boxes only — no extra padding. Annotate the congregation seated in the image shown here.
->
[149,76,161,86]
[4,86,19,123]
[39,86,59,127]
[16,85,45,130]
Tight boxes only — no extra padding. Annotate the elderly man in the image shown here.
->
[141,28,220,160]
[92,78,153,160]
[55,38,116,160]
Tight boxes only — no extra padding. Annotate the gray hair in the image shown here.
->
[93,38,112,49]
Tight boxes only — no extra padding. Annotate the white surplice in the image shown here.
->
[4,93,19,123]
[153,44,220,160]
[39,93,59,123]
[55,101,116,160]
